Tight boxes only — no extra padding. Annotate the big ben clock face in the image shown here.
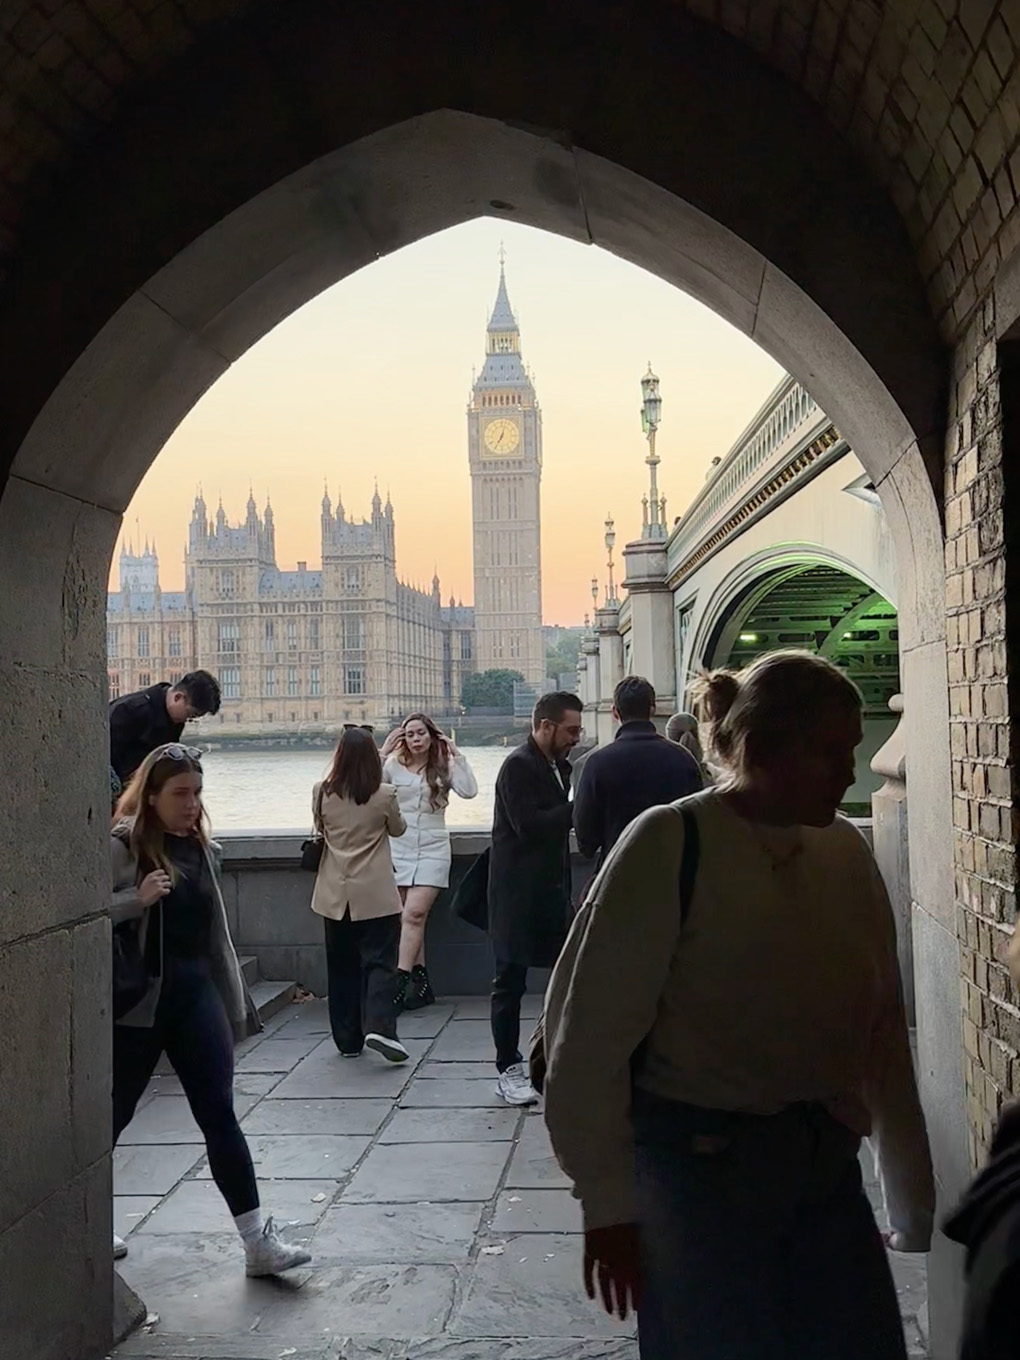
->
[483,417,521,456]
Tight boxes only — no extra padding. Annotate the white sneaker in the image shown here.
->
[365,1032,409,1063]
[244,1216,312,1277]
[113,1234,128,1261]
[497,1062,539,1106]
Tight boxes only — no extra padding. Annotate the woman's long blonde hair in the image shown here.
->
[113,744,209,878]
[689,650,862,785]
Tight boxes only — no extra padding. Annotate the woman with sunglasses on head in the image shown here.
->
[110,743,311,1276]
[311,726,410,1062]
[380,714,478,1010]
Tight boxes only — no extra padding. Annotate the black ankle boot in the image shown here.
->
[394,969,411,1012]
[403,965,436,1011]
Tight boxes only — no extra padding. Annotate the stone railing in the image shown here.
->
[219,822,872,998]
[218,830,595,997]
[668,376,841,583]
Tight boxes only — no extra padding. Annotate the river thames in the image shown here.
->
[197,745,510,831]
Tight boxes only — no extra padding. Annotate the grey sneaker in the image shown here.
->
[365,1032,409,1063]
[497,1062,539,1106]
[113,1234,128,1261]
[244,1216,312,1277]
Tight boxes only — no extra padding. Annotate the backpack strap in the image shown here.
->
[678,805,701,926]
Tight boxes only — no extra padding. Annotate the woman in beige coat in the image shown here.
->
[312,727,409,1062]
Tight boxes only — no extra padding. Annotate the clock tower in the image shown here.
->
[468,261,545,685]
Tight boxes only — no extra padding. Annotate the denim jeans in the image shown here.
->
[633,1089,907,1360]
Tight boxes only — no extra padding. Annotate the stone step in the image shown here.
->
[238,954,259,987]
[249,978,297,1025]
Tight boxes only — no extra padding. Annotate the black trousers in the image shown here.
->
[324,911,401,1053]
[491,958,528,1072]
[113,956,258,1217]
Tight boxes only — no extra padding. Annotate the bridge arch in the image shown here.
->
[0,6,962,1356]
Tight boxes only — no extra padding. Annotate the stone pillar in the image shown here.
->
[0,475,118,1358]
[579,633,600,713]
[595,604,622,748]
[870,695,913,1023]
[621,538,676,726]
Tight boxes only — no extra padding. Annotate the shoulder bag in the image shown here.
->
[112,917,150,1020]
[300,783,326,872]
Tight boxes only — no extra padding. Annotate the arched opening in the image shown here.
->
[0,8,963,1351]
[706,561,900,813]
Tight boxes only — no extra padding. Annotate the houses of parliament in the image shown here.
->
[105,265,546,727]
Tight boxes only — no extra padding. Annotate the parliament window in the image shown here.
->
[217,620,240,654]
[286,620,298,651]
[137,626,150,658]
[287,666,299,696]
[310,666,321,697]
[264,619,275,651]
[222,668,241,699]
[345,665,365,696]
[265,668,277,696]
[168,628,182,658]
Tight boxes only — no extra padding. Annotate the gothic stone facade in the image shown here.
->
[106,491,474,729]
[468,266,545,684]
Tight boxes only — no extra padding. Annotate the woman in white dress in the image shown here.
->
[381,712,478,1009]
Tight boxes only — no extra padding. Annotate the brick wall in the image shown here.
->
[945,291,1020,1165]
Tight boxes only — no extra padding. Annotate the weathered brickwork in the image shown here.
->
[3,0,1020,338]
[944,292,1020,1166]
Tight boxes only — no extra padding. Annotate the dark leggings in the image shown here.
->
[113,956,257,1217]
[633,1090,906,1360]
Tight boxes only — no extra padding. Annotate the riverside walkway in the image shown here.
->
[112,998,927,1359]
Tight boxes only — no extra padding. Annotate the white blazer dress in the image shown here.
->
[383,754,478,888]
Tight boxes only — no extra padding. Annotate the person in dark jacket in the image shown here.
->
[574,677,702,868]
[944,1099,1020,1360]
[110,671,221,786]
[488,690,583,1106]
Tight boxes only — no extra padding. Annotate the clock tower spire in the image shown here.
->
[467,257,545,686]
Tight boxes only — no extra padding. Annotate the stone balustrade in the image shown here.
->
[218,823,873,998]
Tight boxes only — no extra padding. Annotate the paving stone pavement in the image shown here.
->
[111,999,928,1359]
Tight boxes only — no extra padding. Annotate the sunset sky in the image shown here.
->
[116,218,783,624]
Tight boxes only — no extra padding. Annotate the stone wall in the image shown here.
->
[220,831,597,997]
[944,296,1020,1170]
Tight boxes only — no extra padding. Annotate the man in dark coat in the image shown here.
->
[488,690,583,1105]
[573,675,702,869]
[109,671,221,792]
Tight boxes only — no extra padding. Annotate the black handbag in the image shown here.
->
[449,847,490,931]
[112,919,149,1020]
[301,784,326,872]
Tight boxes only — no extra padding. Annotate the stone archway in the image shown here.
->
[0,8,960,1355]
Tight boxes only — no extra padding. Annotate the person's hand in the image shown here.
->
[381,727,405,757]
[138,869,171,908]
[583,1223,642,1320]
[442,734,460,758]
[882,1228,930,1253]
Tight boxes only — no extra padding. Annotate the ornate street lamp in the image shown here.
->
[640,363,666,540]
[604,513,617,605]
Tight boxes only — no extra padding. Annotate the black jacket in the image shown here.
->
[487,736,573,968]
[109,682,183,782]
[572,720,702,865]
[945,1100,1020,1360]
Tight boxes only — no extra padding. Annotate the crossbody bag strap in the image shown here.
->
[314,781,325,833]
[677,805,701,926]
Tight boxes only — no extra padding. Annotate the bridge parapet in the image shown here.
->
[668,375,842,585]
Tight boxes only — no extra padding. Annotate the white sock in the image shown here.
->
[234,1208,263,1244]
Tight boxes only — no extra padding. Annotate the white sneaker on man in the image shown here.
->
[244,1216,312,1277]
[113,1234,128,1260]
[497,1062,539,1106]
[365,1032,409,1063]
